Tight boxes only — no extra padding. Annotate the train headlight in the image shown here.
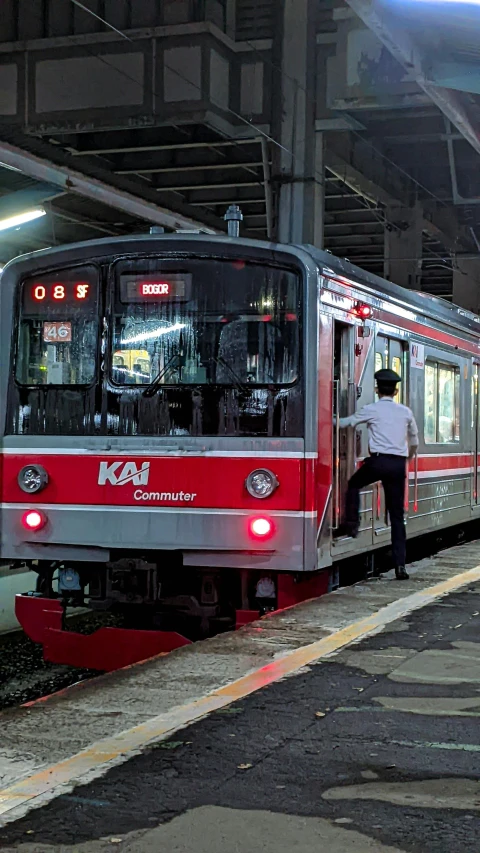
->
[246,469,279,499]
[18,465,48,494]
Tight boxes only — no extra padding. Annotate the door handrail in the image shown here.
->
[333,379,340,530]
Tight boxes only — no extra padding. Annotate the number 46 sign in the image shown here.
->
[43,321,72,343]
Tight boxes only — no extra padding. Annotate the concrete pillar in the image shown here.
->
[384,202,423,290]
[453,257,480,313]
[225,0,236,38]
[272,0,323,247]
[313,132,325,249]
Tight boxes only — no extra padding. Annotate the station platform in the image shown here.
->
[0,544,479,852]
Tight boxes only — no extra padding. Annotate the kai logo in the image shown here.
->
[98,461,150,487]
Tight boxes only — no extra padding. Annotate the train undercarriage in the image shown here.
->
[14,556,331,671]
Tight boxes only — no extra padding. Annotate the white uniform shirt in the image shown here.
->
[339,397,419,457]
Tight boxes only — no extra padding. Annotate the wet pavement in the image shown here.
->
[0,583,479,852]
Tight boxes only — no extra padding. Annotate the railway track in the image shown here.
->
[0,566,94,709]
[0,628,94,710]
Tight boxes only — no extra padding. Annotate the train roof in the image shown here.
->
[302,243,480,338]
[2,232,479,339]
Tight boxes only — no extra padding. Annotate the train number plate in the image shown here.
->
[43,321,72,343]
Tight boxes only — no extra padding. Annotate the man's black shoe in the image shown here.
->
[337,523,359,539]
[395,566,409,580]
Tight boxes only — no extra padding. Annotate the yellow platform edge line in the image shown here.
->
[1,564,479,823]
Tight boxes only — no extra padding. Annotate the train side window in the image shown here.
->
[391,356,402,403]
[375,338,404,403]
[424,361,460,443]
[374,349,385,401]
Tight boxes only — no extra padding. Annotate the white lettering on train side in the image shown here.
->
[133,490,197,502]
[98,461,150,486]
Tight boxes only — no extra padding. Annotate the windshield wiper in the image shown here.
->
[209,354,251,393]
[142,347,252,397]
[142,353,182,398]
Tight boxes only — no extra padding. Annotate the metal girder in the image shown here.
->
[71,139,260,157]
[0,141,219,234]
[325,149,397,207]
[345,0,480,157]
[190,198,265,206]
[325,148,473,252]
[116,162,265,176]
[157,181,261,192]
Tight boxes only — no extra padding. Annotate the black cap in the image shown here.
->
[375,368,401,383]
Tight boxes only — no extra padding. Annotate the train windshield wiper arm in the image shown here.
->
[209,354,251,393]
[142,353,180,398]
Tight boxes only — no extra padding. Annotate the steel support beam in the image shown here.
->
[71,140,260,157]
[0,141,219,234]
[345,0,480,157]
[325,149,397,208]
[453,257,480,314]
[325,148,473,253]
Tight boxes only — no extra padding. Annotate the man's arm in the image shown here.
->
[337,406,372,429]
[408,412,419,459]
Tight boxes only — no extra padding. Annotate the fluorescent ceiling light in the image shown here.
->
[408,0,480,3]
[0,162,22,173]
[0,208,46,232]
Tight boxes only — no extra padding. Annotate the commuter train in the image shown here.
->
[1,229,479,669]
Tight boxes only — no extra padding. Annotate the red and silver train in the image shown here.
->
[1,231,479,669]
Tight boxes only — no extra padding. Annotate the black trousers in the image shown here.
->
[345,454,407,568]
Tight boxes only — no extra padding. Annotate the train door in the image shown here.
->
[471,364,480,506]
[373,336,407,541]
[332,321,355,532]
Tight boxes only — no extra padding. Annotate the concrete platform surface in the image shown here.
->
[0,579,479,852]
[1,542,480,831]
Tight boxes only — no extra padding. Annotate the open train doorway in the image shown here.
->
[373,336,408,543]
[472,363,480,507]
[332,321,355,534]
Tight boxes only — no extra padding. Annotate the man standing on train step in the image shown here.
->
[338,368,419,580]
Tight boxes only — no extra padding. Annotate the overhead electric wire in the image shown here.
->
[63,0,328,198]
[22,0,474,273]
[66,0,396,250]
[241,35,459,212]
[64,0,432,248]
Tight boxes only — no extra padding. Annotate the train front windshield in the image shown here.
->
[112,259,299,388]
[11,255,303,437]
[16,266,99,386]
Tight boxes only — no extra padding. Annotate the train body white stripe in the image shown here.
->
[0,449,317,459]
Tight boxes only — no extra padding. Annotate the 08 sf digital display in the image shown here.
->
[22,267,98,314]
[120,273,192,303]
[32,282,91,302]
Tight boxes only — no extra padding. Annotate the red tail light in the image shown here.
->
[353,302,372,320]
[249,517,274,539]
[22,510,47,531]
